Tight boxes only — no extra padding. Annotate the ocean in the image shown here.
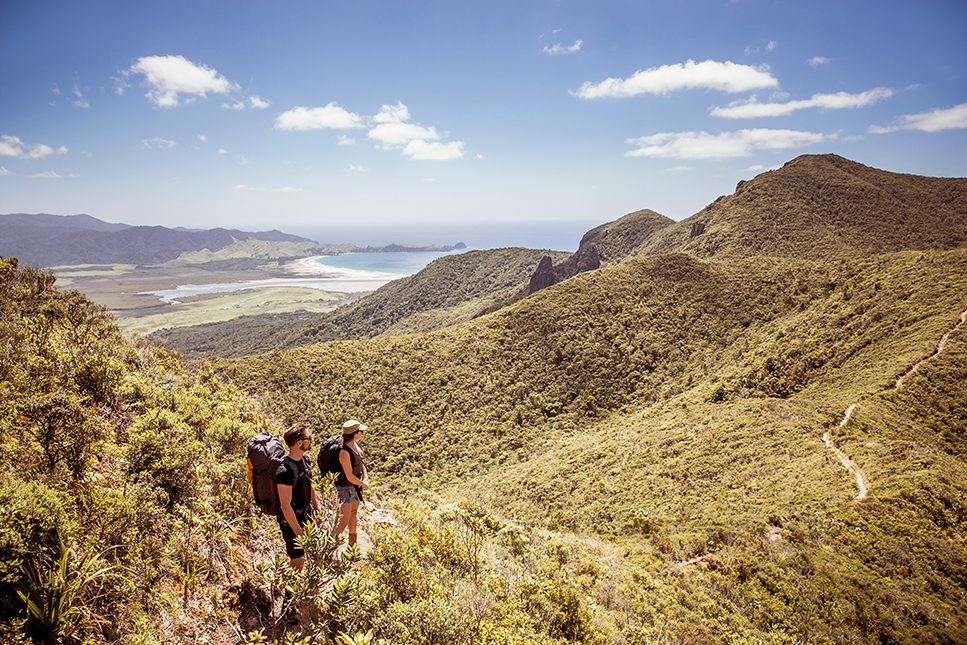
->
[282,219,603,253]
[141,219,604,302]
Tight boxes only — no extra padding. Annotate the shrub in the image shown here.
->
[0,480,77,621]
[125,409,203,505]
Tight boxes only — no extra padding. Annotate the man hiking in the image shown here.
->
[277,422,321,571]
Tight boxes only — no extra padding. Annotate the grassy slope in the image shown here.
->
[211,153,967,643]
[159,247,568,358]
[216,248,967,643]
[636,154,967,260]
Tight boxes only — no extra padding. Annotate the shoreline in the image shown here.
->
[285,255,341,277]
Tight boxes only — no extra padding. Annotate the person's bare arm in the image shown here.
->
[278,484,301,535]
[339,450,369,489]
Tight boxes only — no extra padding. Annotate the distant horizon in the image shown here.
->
[2,2,964,230]
[282,219,604,253]
[1,211,605,253]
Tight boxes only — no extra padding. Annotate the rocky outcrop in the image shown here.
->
[572,242,600,273]
[529,256,557,293]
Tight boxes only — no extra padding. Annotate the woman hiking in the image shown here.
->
[332,419,370,547]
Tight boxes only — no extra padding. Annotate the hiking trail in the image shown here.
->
[823,308,967,500]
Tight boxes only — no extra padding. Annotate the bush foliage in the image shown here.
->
[3,154,967,644]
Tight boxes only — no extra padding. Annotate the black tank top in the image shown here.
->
[335,445,364,487]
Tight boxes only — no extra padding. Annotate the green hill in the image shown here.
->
[150,247,569,359]
[157,153,967,362]
[3,153,966,645]
[0,213,463,268]
[214,246,967,644]
[533,154,967,293]
[635,153,967,260]
[208,154,967,644]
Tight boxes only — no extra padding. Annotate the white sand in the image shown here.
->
[286,256,341,276]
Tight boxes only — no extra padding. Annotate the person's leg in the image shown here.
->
[333,501,353,536]
[281,523,306,571]
[347,501,360,546]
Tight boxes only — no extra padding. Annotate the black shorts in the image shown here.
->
[278,509,313,559]
[279,521,304,559]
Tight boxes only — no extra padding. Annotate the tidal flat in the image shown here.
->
[52,259,354,336]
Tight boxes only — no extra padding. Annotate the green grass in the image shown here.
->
[5,154,967,644]
[115,286,349,336]
[212,247,967,643]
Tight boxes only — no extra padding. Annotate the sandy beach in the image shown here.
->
[285,256,342,277]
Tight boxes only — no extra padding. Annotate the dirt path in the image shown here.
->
[894,309,967,391]
[331,501,396,557]
[823,404,869,500]
[824,308,967,500]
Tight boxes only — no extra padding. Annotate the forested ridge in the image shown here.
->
[2,154,967,644]
[151,247,570,359]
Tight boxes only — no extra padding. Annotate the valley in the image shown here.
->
[2,154,966,645]
[51,260,353,336]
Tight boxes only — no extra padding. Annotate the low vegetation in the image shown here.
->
[154,248,569,358]
[3,154,966,644]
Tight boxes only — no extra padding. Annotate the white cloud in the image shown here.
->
[625,128,834,159]
[870,102,967,133]
[128,55,239,107]
[52,84,61,96]
[807,56,831,68]
[712,87,894,118]
[370,121,441,147]
[544,40,583,55]
[30,171,64,179]
[373,102,411,124]
[0,135,68,159]
[368,102,442,147]
[663,165,693,172]
[278,100,467,160]
[0,166,12,175]
[198,135,208,142]
[402,139,465,161]
[274,103,364,130]
[742,163,782,173]
[111,76,131,96]
[221,96,270,110]
[767,40,777,52]
[218,149,228,154]
[280,186,303,192]
[572,59,779,99]
[72,83,89,108]
[422,178,435,183]
[238,156,249,165]
[347,164,368,172]
[142,137,176,149]
[476,154,486,159]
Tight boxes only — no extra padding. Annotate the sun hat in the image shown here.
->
[342,419,368,433]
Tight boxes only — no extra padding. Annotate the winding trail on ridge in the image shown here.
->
[823,308,967,500]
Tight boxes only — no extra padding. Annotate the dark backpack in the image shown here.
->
[317,435,345,475]
[246,431,287,515]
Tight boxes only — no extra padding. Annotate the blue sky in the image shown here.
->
[1,0,965,240]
